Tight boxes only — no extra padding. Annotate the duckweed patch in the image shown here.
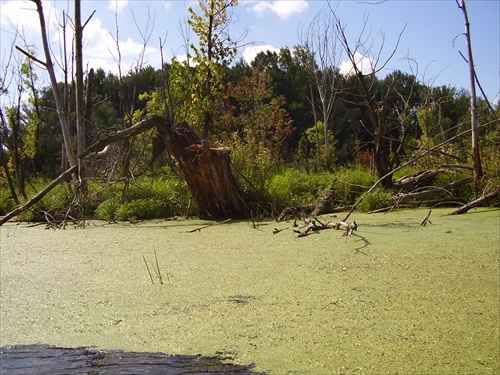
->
[1,208,499,374]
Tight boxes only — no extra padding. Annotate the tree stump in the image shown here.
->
[156,118,247,220]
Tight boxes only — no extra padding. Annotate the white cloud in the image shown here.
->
[107,0,128,13]
[248,0,308,20]
[339,52,373,76]
[242,44,280,64]
[0,0,53,38]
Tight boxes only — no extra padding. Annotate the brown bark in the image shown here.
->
[158,121,247,219]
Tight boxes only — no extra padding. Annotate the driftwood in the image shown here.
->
[340,221,358,242]
[452,188,500,214]
[290,217,357,240]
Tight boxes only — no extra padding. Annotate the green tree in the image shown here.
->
[185,0,238,138]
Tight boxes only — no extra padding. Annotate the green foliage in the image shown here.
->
[180,0,238,136]
[0,182,16,215]
[16,179,74,222]
[95,177,190,221]
[357,188,394,213]
[297,121,337,171]
[267,168,335,210]
[331,166,374,206]
[115,198,172,222]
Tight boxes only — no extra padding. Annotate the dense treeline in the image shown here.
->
[1,0,499,223]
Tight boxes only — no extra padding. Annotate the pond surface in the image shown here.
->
[1,208,499,374]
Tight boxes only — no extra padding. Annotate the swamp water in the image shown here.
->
[0,208,499,374]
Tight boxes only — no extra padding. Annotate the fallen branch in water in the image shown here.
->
[452,187,499,215]
[187,218,231,232]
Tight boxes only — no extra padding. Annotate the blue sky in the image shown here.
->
[1,0,499,104]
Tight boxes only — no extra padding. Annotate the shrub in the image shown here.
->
[267,168,335,210]
[330,167,374,206]
[0,182,16,215]
[95,177,190,221]
[357,188,394,213]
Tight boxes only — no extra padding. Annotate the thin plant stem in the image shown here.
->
[143,255,155,285]
[154,249,164,285]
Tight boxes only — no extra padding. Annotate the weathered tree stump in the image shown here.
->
[155,118,247,220]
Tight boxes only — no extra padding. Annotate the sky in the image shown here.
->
[1,0,499,105]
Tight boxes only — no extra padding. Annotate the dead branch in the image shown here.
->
[187,218,231,232]
[340,221,358,242]
[421,209,432,226]
[451,187,499,215]
[341,120,495,223]
[0,164,78,225]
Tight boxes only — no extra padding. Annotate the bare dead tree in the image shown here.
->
[299,7,342,168]
[456,0,483,192]
[332,9,406,186]
[28,0,77,178]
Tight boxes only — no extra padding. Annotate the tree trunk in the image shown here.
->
[74,0,87,193]
[457,0,483,192]
[32,0,77,181]
[156,118,247,219]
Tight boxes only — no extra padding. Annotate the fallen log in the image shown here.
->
[452,188,500,214]
[395,169,442,189]
[0,344,264,375]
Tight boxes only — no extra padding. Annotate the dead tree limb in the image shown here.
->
[341,121,495,222]
[340,221,357,242]
[187,218,231,232]
[452,188,499,215]
[0,164,78,226]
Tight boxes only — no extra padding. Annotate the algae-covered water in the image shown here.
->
[1,208,499,374]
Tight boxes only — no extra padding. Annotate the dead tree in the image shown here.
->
[456,0,483,191]
[155,119,247,219]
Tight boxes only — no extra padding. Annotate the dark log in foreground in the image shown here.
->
[0,344,265,375]
[452,188,500,215]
